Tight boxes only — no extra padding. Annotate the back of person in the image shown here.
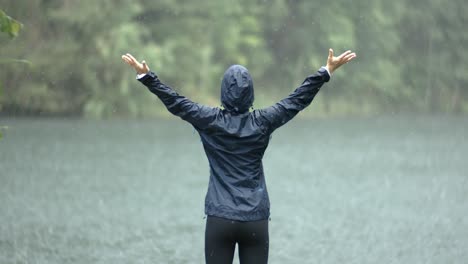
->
[199,109,272,222]
[194,64,332,224]
[137,64,330,264]
[198,104,275,264]
[122,49,356,264]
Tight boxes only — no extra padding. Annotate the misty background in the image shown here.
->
[1,0,467,117]
[1,1,467,264]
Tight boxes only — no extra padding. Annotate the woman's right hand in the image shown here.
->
[326,49,356,74]
[121,53,150,75]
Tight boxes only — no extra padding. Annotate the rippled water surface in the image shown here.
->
[1,116,467,263]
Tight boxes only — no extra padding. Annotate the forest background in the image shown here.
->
[1,0,467,118]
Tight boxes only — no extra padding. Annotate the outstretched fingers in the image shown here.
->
[327,49,356,73]
[337,50,352,60]
[343,52,356,63]
[122,56,130,65]
[121,55,134,66]
[122,53,140,66]
[121,53,150,74]
[125,53,138,63]
[335,50,356,64]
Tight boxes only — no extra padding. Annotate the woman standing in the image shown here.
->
[122,49,355,264]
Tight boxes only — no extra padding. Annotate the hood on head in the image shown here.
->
[220,65,254,113]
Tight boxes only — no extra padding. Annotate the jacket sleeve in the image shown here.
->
[138,71,218,130]
[257,67,330,133]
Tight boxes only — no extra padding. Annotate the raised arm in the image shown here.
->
[121,54,218,130]
[257,49,356,132]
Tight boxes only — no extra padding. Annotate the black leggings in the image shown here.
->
[205,216,269,264]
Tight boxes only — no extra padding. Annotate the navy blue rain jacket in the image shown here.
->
[139,65,330,221]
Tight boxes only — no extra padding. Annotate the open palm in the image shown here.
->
[326,49,356,74]
[121,53,150,75]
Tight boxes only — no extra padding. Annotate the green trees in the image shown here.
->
[0,1,466,117]
[1,9,23,138]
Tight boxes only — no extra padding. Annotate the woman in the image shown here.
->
[122,49,356,264]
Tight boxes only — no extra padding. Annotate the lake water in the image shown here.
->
[1,115,467,263]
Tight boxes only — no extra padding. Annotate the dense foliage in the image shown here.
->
[1,0,467,117]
